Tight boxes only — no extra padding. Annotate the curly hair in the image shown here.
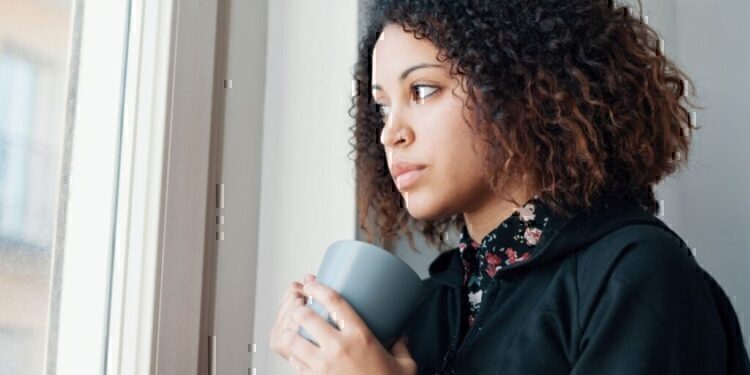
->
[348,0,701,253]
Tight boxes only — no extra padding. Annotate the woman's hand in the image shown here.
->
[279,278,417,375]
[270,274,317,361]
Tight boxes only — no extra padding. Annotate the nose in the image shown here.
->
[379,108,413,148]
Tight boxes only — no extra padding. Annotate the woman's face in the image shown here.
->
[372,23,498,221]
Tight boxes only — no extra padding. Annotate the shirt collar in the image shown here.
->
[457,195,553,269]
[428,197,672,289]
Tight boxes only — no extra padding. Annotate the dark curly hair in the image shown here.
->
[348,0,701,252]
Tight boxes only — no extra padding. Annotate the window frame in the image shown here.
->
[50,0,131,374]
[46,0,221,373]
[105,0,220,373]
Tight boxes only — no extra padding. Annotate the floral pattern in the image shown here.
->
[458,196,552,332]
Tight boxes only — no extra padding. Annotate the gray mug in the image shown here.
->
[297,240,425,350]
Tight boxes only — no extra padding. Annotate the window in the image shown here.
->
[0,1,74,374]
[1,0,223,373]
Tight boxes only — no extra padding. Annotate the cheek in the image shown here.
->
[429,121,485,179]
[424,148,489,208]
[438,155,487,193]
[405,99,490,216]
[427,130,489,205]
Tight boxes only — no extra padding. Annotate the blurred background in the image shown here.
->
[0,0,72,373]
[0,0,747,374]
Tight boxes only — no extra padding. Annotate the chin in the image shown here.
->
[402,193,450,221]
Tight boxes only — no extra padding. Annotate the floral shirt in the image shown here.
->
[457,195,553,340]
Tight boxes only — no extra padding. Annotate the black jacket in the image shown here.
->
[403,202,750,374]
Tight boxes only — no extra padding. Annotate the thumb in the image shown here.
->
[390,335,411,358]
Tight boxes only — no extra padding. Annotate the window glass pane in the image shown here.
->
[0,0,74,374]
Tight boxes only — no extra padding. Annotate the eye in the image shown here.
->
[412,84,438,102]
[374,84,439,119]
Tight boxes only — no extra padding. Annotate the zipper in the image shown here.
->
[436,247,524,374]
[437,283,463,374]
[440,277,503,374]
[438,347,456,374]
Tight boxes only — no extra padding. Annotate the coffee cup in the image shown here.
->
[297,239,425,350]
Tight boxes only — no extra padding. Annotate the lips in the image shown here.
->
[390,161,427,180]
[395,168,426,190]
[390,161,427,190]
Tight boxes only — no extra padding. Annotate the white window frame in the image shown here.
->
[52,1,131,374]
[107,0,219,373]
[48,0,220,373]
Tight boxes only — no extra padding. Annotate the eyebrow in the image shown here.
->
[372,63,443,91]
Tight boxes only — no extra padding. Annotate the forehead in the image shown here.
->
[371,24,443,72]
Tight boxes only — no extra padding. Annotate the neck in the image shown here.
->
[463,187,537,244]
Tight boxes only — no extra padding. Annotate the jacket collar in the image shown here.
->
[428,199,674,289]
[456,196,553,277]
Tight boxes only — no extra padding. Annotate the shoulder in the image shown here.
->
[575,223,712,325]
[569,224,746,373]
[576,223,700,287]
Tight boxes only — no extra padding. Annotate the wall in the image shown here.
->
[659,0,750,343]
[209,1,359,374]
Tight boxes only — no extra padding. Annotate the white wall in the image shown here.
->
[245,1,358,374]
[210,0,358,373]
[622,0,750,345]
[653,0,750,344]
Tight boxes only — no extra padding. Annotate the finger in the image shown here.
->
[272,284,306,351]
[283,328,319,370]
[390,336,411,358]
[289,301,341,350]
[282,287,307,317]
[302,281,367,336]
[284,282,305,305]
[302,274,316,284]
[277,283,305,323]
[288,354,310,375]
[284,296,306,332]
[278,283,302,317]
[270,296,304,358]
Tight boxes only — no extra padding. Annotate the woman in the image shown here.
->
[270,0,750,374]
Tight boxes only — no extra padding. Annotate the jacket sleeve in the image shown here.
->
[571,229,750,374]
